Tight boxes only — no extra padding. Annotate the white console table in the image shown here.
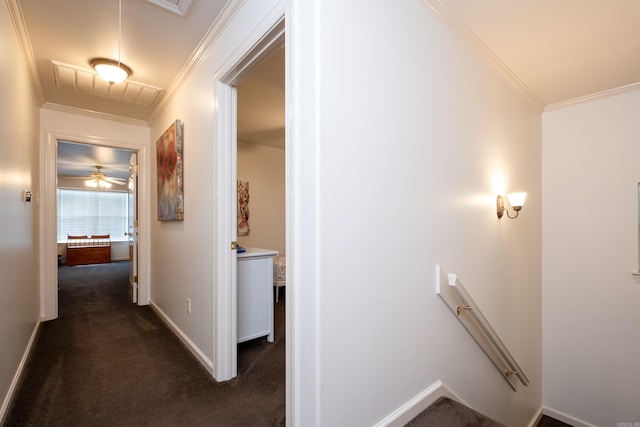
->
[237,247,278,343]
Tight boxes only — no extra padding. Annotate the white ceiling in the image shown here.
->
[436,0,640,106]
[9,0,640,175]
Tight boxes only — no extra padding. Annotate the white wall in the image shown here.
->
[237,140,285,255]
[0,3,41,420]
[542,91,640,426]
[148,0,542,423]
[292,1,542,425]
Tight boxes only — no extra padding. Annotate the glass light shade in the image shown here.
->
[506,192,527,209]
[94,63,128,84]
[85,178,112,189]
[90,58,132,84]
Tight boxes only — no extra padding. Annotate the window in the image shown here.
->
[57,189,128,242]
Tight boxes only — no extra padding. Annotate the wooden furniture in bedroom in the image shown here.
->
[66,234,111,266]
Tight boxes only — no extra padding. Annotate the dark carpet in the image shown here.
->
[537,415,574,427]
[4,261,285,427]
[405,396,573,427]
[406,397,505,427]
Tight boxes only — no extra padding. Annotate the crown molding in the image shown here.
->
[42,102,149,127]
[5,0,44,105]
[421,0,545,111]
[544,81,640,111]
[147,0,246,122]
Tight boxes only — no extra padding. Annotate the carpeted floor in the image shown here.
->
[405,396,573,427]
[4,261,285,426]
[406,397,505,427]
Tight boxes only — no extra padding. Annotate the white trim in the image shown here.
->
[149,301,214,373]
[42,103,148,127]
[373,380,468,427]
[544,81,640,111]
[0,319,41,423]
[527,406,544,427]
[146,0,191,16]
[420,0,544,111]
[41,130,151,320]
[287,0,323,424]
[213,80,237,381]
[543,406,599,427]
[4,0,44,104]
[211,1,286,383]
[147,0,246,123]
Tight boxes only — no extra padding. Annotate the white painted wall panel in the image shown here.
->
[237,140,285,255]
[312,1,542,425]
[147,0,542,423]
[543,92,640,426]
[0,3,41,419]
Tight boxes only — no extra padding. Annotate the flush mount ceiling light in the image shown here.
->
[90,58,132,85]
[90,0,132,84]
[497,192,527,219]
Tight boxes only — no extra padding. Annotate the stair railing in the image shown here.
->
[436,265,529,391]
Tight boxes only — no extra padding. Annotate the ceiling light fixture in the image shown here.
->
[496,192,527,219]
[90,0,132,84]
[90,58,132,85]
[85,166,113,190]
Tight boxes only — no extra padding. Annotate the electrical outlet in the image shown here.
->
[187,298,191,314]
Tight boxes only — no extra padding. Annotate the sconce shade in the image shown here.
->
[506,192,527,210]
[497,192,527,219]
[90,58,132,84]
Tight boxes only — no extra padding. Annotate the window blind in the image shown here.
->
[57,189,128,242]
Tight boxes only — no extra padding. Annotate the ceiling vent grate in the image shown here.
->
[52,61,163,107]
[147,0,191,16]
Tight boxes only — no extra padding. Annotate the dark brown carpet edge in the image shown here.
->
[406,397,505,427]
[3,262,285,427]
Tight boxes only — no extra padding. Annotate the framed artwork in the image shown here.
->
[237,180,250,236]
[156,120,184,221]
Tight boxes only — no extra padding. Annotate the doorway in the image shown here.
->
[213,18,286,382]
[42,130,150,321]
[235,46,286,376]
[56,141,138,315]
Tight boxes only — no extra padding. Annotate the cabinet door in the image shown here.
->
[237,257,274,343]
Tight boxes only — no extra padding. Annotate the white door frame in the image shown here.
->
[212,14,285,379]
[41,131,150,320]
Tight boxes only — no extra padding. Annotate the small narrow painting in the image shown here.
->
[156,120,184,221]
[237,180,250,236]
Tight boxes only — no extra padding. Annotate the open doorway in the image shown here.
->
[56,141,138,316]
[235,46,286,375]
[42,129,150,322]
[212,17,286,384]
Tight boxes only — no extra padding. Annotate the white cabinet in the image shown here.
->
[237,248,278,343]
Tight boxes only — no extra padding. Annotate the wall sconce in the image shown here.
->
[497,192,527,219]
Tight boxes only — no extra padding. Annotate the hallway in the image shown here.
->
[5,262,285,426]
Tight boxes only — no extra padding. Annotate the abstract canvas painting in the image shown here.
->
[156,120,184,221]
[237,180,250,236]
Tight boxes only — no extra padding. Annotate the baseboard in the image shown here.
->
[543,406,599,427]
[527,406,544,427]
[373,380,468,427]
[149,301,214,375]
[0,318,41,424]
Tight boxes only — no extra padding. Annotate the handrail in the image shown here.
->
[436,265,529,391]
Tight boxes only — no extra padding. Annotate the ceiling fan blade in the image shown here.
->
[104,177,127,185]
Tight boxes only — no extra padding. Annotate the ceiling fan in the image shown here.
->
[70,165,128,189]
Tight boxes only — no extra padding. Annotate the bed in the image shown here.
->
[66,234,111,266]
